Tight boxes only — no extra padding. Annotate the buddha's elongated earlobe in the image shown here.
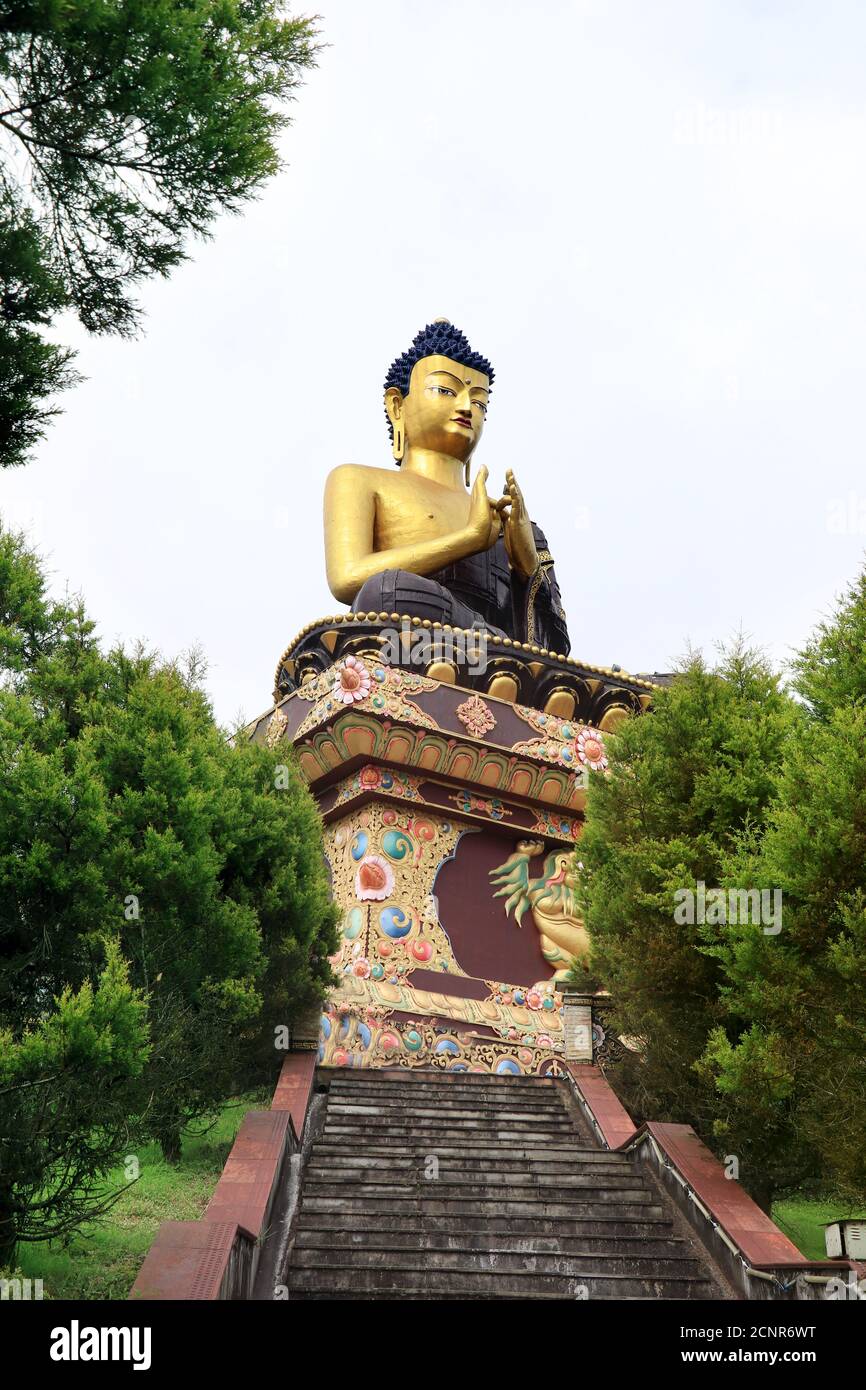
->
[385,386,404,463]
[393,420,405,462]
[464,459,470,488]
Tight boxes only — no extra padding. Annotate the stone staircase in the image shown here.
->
[283,1069,728,1300]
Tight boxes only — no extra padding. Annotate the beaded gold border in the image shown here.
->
[273,611,661,698]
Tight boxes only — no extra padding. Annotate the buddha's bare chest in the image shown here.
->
[373,478,470,549]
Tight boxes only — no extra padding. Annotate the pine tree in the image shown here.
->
[0,943,150,1266]
[0,1,320,465]
[0,209,78,467]
[577,641,800,1208]
[0,521,337,1254]
[704,573,866,1204]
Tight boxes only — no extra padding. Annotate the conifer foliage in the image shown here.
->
[0,1,320,465]
[577,641,800,1209]
[0,523,337,1258]
[580,582,866,1208]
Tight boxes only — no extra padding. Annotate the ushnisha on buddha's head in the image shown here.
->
[384,320,494,471]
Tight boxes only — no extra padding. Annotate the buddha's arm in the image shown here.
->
[324,465,496,606]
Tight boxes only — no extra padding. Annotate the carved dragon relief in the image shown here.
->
[490,839,590,980]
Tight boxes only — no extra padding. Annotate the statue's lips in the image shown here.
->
[451,415,473,429]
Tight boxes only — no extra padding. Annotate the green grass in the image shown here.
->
[16,1090,269,1301]
[772,1195,863,1261]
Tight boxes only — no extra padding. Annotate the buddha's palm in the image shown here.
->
[467,465,503,553]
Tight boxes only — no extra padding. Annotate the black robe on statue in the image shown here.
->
[351,522,570,656]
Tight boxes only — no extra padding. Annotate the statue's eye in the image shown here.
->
[432,386,455,396]
[472,400,488,414]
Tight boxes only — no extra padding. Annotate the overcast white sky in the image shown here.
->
[4,0,866,726]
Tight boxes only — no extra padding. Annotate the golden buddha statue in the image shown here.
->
[323,320,570,654]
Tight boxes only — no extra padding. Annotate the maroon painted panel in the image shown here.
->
[418,778,542,832]
[412,684,562,749]
[318,774,575,844]
[266,678,550,754]
[435,828,550,983]
[381,1007,499,1040]
[404,968,490,1001]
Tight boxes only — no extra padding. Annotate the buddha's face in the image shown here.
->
[386,354,490,462]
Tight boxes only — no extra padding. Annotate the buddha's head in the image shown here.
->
[384,320,494,472]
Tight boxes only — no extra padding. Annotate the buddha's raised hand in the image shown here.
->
[500,470,539,580]
[466,465,502,551]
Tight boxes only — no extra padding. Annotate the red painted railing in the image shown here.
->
[566,1061,865,1300]
[129,1052,317,1301]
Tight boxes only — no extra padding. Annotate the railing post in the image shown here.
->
[560,989,594,1061]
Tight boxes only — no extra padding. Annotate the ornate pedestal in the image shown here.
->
[252,614,657,1075]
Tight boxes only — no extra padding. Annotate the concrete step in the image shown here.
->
[326,1074,568,1091]
[277,1068,727,1301]
[295,1211,677,1239]
[322,1123,578,1142]
[322,1118,576,1135]
[286,1265,717,1300]
[322,1093,570,1112]
[310,1150,621,1170]
[322,1089,572,1112]
[311,1141,615,1163]
[307,1151,635,1177]
[324,1093,571,1114]
[325,1102,570,1123]
[325,1074,562,1091]
[327,1093,570,1111]
[326,1096,571,1116]
[322,1091,575,1115]
[303,1169,648,1193]
[300,1196,665,1220]
[286,1287,708,1301]
[289,1246,705,1280]
[294,1228,694,1258]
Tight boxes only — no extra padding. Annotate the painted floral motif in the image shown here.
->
[512,707,580,769]
[577,726,608,771]
[354,853,395,901]
[333,765,423,808]
[265,706,288,748]
[295,657,439,739]
[515,705,578,743]
[456,693,497,738]
[332,654,372,704]
[512,705,610,775]
[367,664,438,726]
[531,808,582,841]
[333,973,564,1056]
[449,790,511,822]
[328,806,462,983]
[317,1008,564,1074]
[323,803,574,1067]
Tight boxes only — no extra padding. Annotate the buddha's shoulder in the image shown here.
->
[326,462,399,489]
